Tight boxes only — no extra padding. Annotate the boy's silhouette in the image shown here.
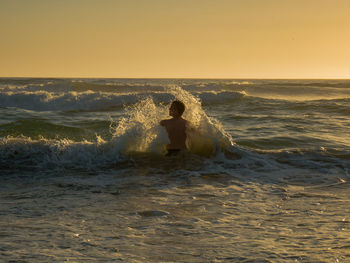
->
[160,100,190,156]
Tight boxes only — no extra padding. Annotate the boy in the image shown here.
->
[160,100,189,156]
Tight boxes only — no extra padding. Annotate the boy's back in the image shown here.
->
[160,100,190,155]
[160,117,188,150]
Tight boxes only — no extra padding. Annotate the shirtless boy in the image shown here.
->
[160,100,189,156]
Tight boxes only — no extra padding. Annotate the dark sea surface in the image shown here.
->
[0,78,350,262]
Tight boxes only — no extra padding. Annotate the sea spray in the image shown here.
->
[111,86,235,156]
[111,97,169,154]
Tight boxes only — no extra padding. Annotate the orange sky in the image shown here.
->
[0,0,349,78]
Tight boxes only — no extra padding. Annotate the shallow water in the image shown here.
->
[0,78,350,262]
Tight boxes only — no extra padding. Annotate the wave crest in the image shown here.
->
[0,89,246,112]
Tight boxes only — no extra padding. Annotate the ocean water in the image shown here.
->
[0,78,349,262]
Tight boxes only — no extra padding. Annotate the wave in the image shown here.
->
[258,80,350,89]
[0,89,246,112]
[1,135,348,186]
[0,86,235,171]
[0,77,252,90]
[2,78,350,108]
[0,135,136,173]
[0,119,110,141]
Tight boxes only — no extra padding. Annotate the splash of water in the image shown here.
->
[111,86,234,156]
[111,97,170,154]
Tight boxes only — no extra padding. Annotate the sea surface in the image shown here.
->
[0,78,349,262]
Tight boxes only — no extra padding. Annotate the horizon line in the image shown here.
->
[1,76,350,80]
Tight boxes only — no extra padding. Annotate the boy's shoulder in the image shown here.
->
[160,118,171,126]
[160,118,188,126]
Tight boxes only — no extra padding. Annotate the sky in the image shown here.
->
[0,0,349,78]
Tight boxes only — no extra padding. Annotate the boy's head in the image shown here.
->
[170,100,185,117]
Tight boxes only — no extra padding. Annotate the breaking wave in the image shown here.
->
[0,86,236,172]
[0,89,246,112]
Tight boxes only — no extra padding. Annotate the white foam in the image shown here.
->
[0,88,245,112]
[0,135,123,171]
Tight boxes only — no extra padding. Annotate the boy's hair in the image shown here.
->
[171,100,185,116]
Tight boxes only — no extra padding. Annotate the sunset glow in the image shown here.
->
[1,0,349,78]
